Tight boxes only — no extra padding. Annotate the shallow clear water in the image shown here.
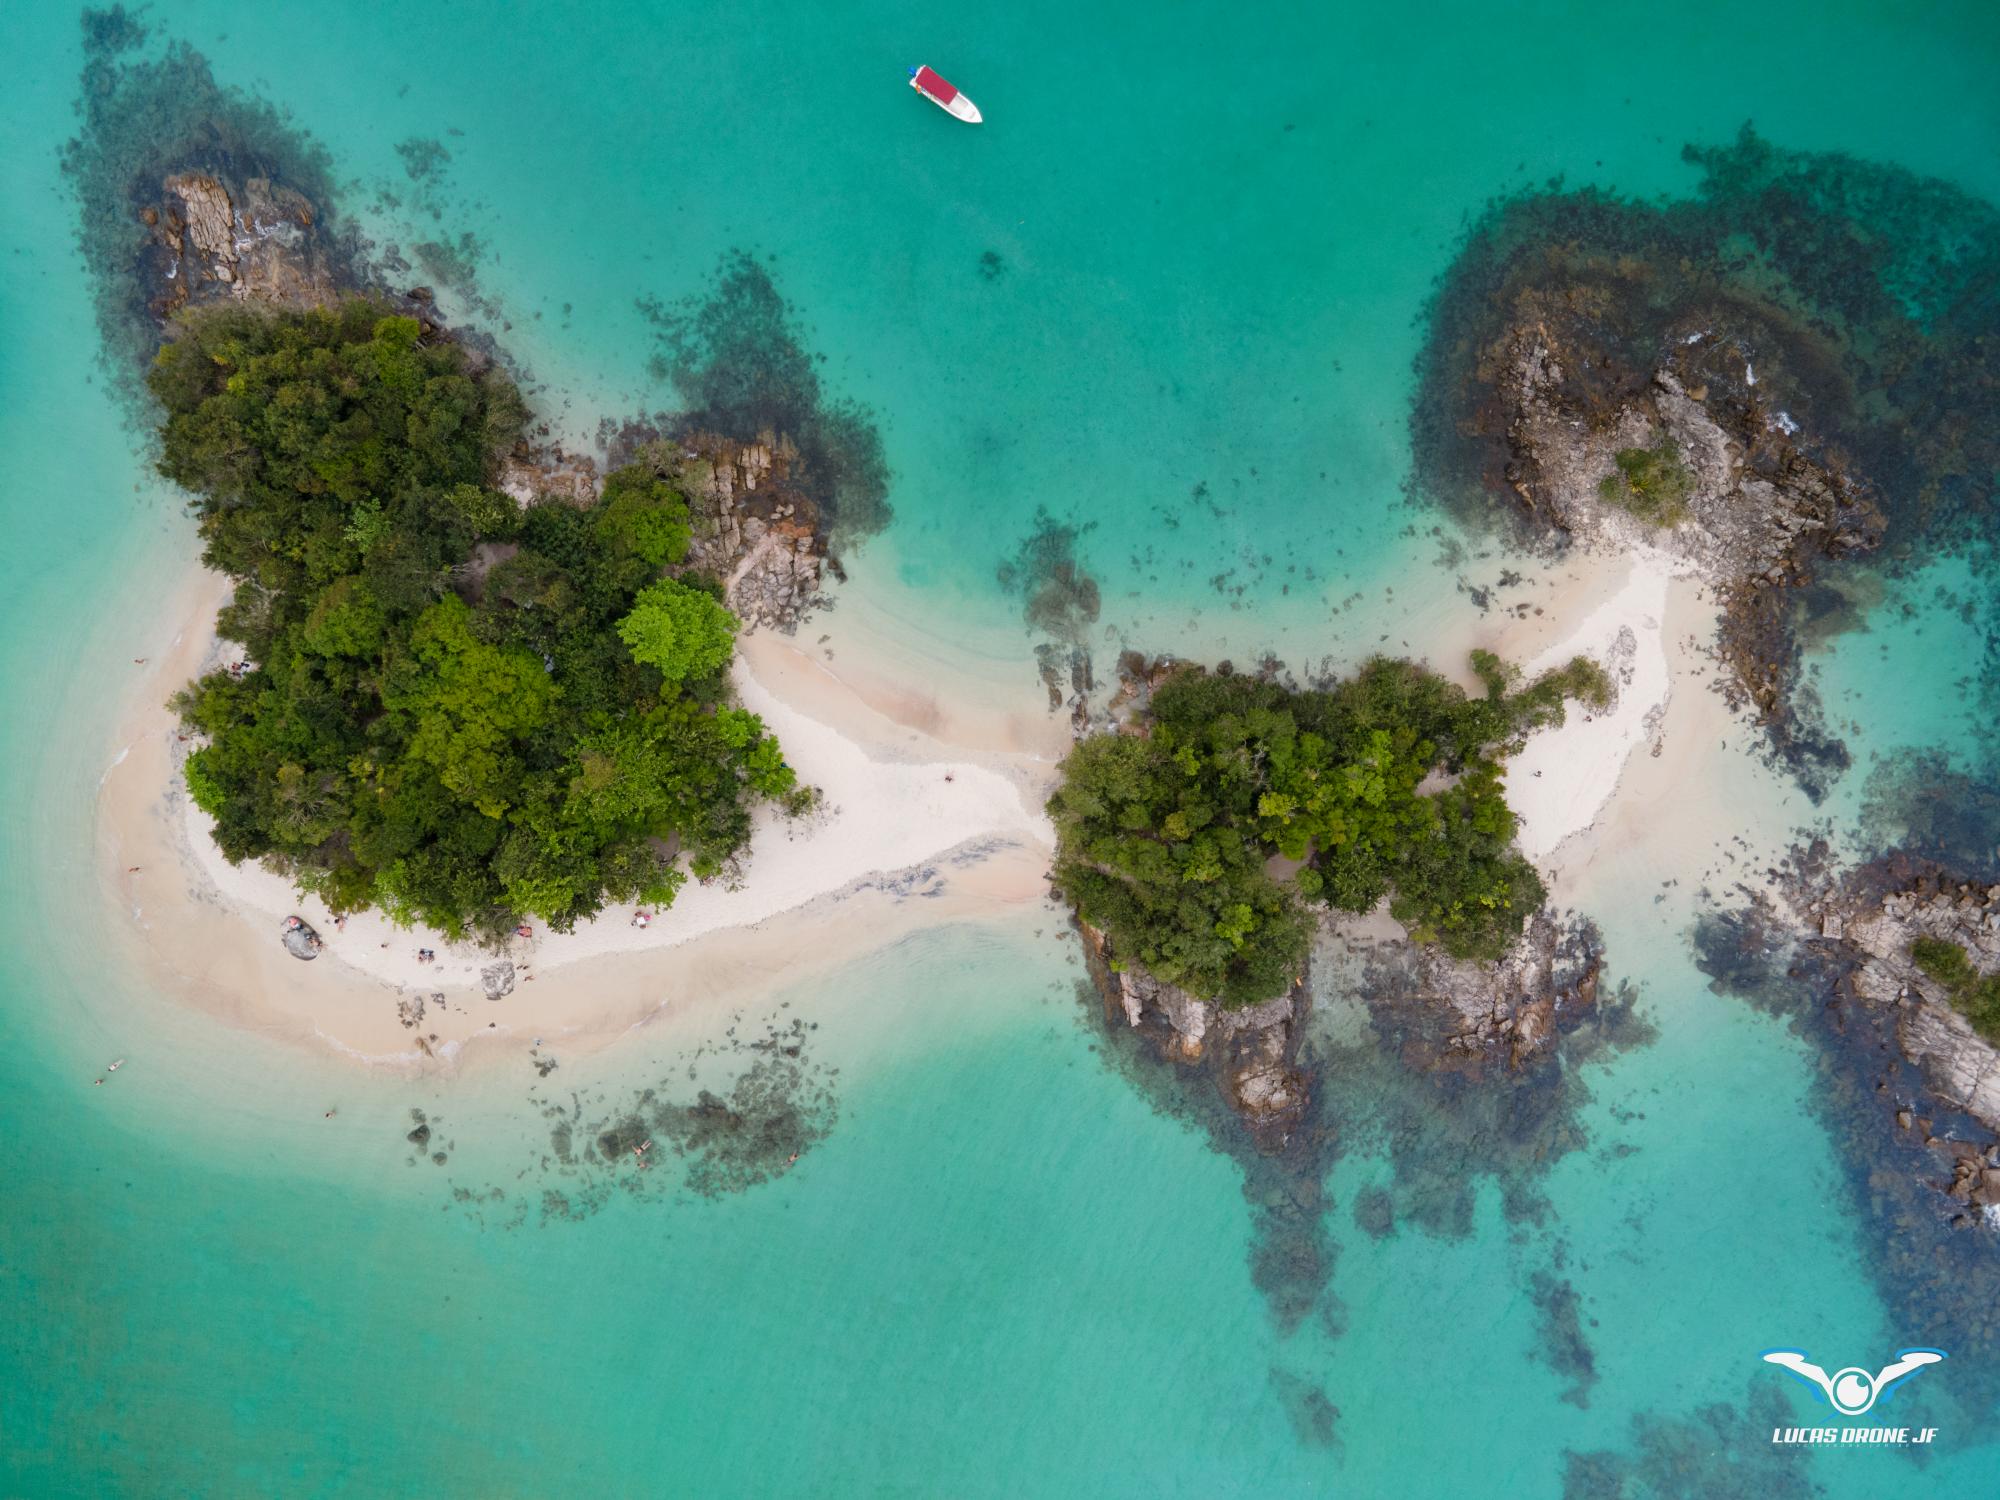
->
[5,0,2000,1493]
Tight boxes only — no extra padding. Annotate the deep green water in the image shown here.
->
[5,1,2000,1494]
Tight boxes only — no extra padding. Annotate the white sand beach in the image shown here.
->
[1468,544,1799,906]
[1496,550,1680,861]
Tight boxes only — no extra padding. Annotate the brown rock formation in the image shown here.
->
[1352,907,1606,1075]
[1800,867,2000,1139]
[1076,921,1310,1154]
[646,432,830,633]
[143,171,339,321]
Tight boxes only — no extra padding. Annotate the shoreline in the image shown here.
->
[97,564,1063,1071]
[94,541,1752,1078]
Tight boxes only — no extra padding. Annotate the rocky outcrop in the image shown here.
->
[1353,908,1606,1074]
[491,427,831,632]
[1496,330,1880,584]
[480,961,516,1002]
[1077,922,1310,1154]
[280,916,322,960]
[1797,866,2000,1138]
[592,431,829,633]
[498,446,600,506]
[678,431,826,632]
[141,171,340,321]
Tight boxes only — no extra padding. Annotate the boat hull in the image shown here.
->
[910,65,982,124]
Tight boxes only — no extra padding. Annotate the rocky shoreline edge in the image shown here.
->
[1770,852,2000,1218]
[1076,904,1612,1153]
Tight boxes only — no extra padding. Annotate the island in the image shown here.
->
[1050,650,1609,1147]
[156,298,810,942]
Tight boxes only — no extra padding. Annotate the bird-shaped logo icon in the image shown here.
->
[1761,1348,1946,1416]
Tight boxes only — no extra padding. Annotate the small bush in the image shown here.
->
[1597,442,1694,527]
[1910,936,2000,1042]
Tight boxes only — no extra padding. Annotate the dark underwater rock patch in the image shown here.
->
[410,231,499,321]
[1562,1384,1826,1499]
[1350,1184,1395,1239]
[532,1012,836,1210]
[639,252,892,547]
[998,507,1102,643]
[1529,1267,1598,1409]
[1267,1365,1341,1451]
[1858,750,2000,885]
[395,136,452,185]
[1000,508,1102,723]
[1071,919,1656,1336]
[415,1009,838,1229]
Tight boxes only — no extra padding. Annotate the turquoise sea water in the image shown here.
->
[6,1,2000,1494]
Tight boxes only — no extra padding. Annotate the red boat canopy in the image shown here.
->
[914,66,958,104]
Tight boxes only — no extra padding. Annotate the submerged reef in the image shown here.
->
[1562,1383,1825,1499]
[1413,125,2000,798]
[1529,1266,1598,1409]
[436,1009,837,1229]
[638,252,893,548]
[1075,920,1652,1339]
[542,1009,837,1207]
[997,508,1102,727]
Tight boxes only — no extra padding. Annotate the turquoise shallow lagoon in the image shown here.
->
[5,1,2000,1494]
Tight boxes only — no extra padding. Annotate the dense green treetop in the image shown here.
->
[1048,655,1610,1007]
[158,298,807,941]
